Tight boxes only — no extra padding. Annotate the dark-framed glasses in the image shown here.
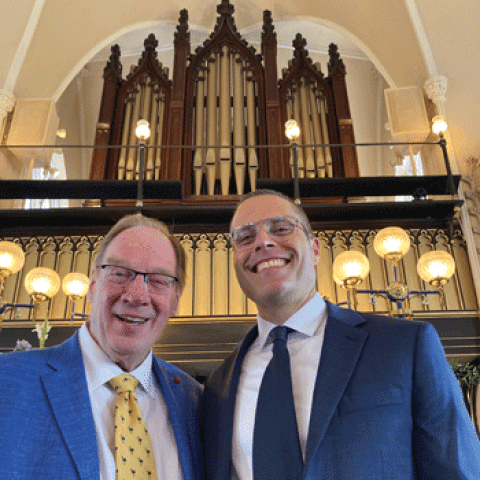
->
[229,215,308,247]
[100,265,178,294]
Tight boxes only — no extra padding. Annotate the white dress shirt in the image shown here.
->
[78,323,183,480]
[231,293,327,480]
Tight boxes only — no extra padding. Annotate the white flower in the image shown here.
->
[32,319,52,348]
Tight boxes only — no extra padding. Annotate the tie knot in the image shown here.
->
[108,374,139,393]
[270,326,292,344]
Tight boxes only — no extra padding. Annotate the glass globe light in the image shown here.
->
[0,241,25,281]
[62,272,90,300]
[135,119,151,141]
[373,227,410,264]
[25,267,61,303]
[332,251,370,287]
[285,119,300,142]
[432,115,448,136]
[417,250,455,287]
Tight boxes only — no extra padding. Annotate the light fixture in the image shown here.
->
[336,227,457,318]
[373,227,410,265]
[25,267,61,303]
[285,119,301,205]
[417,250,455,286]
[0,241,32,327]
[135,119,151,208]
[333,251,370,287]
[432,115,447,136]
[431,114,455,196]
[135,119,151,141]
[0,248,90,336]
[62,272,90,321]
[285,119,300,142]
[417,250,455,310]
[0,241,25,294]
[333,250,370,309]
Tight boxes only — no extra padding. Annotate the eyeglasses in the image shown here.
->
[229,215,309,247]
[99,265,178,294]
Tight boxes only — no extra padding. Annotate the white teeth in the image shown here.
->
[256,259,287,273]
[117,315,148,324]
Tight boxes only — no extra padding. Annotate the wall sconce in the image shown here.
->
[0,241,25,295]
[333,226,456,317]
[25,267,61,304]
[135,119,151,208]
[373,227,410,266]
[417,250,455,309]
[0,241,33,325]
[332,250,370,310]
[24,267,61,348]
[0,242,91,341]
[432,115,448,137]
[62,272,90,321]
[431,114,455,197]
[285,119,301,205]
[135,119,151,141]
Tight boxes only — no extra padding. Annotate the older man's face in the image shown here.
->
[87,226,180,371]
[230,195,319,319]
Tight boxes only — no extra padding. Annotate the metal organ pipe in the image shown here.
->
[299,77,315,178]
[193,65,206,195]
[291,84,305,177]
[233,53,246,195]
[245,68,258,192]
[309,85,325,178]
[205,54,218,196]
[219,45,231,195]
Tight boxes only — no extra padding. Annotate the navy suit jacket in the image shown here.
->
[0,331,203,480]
[203,302,480,479]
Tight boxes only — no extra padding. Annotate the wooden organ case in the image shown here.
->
[89,0,359,203]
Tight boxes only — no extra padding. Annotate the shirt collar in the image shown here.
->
[78,322,155,396]
[257,292,326,348]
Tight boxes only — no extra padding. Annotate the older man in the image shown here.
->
[203,189,480,480]
[0,214,202,480]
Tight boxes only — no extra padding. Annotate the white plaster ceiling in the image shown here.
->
[88,20,368,65]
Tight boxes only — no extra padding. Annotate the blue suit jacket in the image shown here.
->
[203,302,480,479]
[0,331,203,480]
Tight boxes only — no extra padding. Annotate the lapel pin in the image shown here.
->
[174,376,181,384]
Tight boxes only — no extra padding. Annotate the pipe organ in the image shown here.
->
[89,0,359,200]
[189,46,260,196]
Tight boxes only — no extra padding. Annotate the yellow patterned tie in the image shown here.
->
[109,374,157,480]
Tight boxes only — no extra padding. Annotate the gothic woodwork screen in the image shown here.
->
[1,227,476,323]
[279,36,359,179]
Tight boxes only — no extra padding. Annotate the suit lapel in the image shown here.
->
[41,332,100,480]
[152,359,200,480]
[304,303,368,469]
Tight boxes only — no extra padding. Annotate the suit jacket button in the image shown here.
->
[174,376,181,384]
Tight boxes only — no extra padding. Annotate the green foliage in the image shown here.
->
[449,360,480,388]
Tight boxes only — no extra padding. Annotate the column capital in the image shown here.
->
[424,75,447,104]
[0,89,16,119]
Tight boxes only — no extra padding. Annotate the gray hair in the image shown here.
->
[95,214,186,291]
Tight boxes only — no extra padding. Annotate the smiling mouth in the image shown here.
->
[115,314,150,325]
[254,258,289,273]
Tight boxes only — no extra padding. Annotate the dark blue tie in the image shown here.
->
[253,326,303,480]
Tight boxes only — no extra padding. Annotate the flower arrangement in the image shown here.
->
[13,339,32,352]
[32,316,52,349]
[8,316,51,352]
